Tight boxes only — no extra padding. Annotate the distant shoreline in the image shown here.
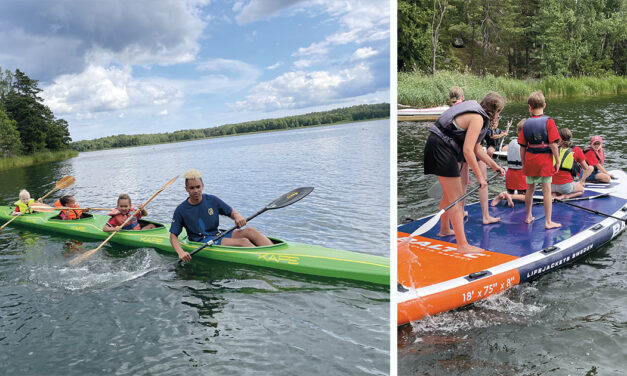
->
[71,103,390,153]
[75,116,390,154]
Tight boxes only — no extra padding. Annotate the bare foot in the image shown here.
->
[464,210,468,218]
[504,194,514,207]
[545,221,562,229]
[491,193,504,207]
[483,215,500,224]
[456,243,484,254]
[438,229,455,237]
[525,216,535,224]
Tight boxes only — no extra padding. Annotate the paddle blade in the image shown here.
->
[55,176,75,189]
[266,187,314,210]
[404,209,445,240]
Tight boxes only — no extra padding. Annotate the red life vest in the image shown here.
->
[107,206,141,230]
[583,146,604,166]
[54,200,82,220]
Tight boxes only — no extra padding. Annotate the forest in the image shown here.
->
[71,103,390,152]
[0,68,72,158]
[398,0,626,77]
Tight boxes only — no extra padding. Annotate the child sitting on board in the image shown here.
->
[484,120,509,158]
[583,135,614,183]
[12,189,35,215]
[492,120,526,207]
[53,195,90,220]
[519,91,561,229]
[550,128,593,200]
[103,193,156,232]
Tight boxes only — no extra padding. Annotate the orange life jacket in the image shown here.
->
[54,200,82,220]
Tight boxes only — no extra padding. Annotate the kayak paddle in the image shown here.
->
[401,172,501,242]
[554,198,627,222]
[38,175,75,202]
[30,204,114,212]
[1,175,75,232]
[177,186,314,266]
[498,118,512,152]
[69,176,178,266]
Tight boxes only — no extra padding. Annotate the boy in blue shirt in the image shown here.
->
[169,169,273,262]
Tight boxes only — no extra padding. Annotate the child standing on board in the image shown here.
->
[519,91,561,228]
[54,195,90,220]
[103,193,156,232]
[12,189,35,215]
[583,135,614,183]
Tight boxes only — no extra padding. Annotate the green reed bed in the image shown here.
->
[0,150,78,171]
[398,71,627,107]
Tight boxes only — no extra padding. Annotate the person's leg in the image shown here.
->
[479,161,500,224]
[525,181,536,223]
[439,176,483,254]
[141,223,157,230]
[560,182,583,200]
[228,227,273,246]
[593,172,611,183]
[543,181,561,229]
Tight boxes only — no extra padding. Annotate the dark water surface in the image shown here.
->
[0,120,390,375]
[398,95,626,375]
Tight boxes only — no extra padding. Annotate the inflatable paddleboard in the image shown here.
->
[397,170,627,325]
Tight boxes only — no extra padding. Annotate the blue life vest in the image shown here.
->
[522,116,551,154]
[429,100,490,155]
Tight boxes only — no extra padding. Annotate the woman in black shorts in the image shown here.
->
[423,92,505,254]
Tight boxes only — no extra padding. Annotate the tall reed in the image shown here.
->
[398,71,627,107]
[0,150,78,171]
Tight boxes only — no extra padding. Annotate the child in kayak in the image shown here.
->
[583,135,614,183]
[103,193,156,232]
[53,195,90,220]
[484,119,510,158]
[12,189,35,215]
[519,91,561,229]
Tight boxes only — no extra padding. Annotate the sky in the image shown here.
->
[0,0,390,141]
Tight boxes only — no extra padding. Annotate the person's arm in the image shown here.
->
[103,223,122,232]
[170,232,191,262]
[550,143,560,174]
[475,143,505,176]
[461,114,489,188]
[580,160,592,185]
[230,209,246,228]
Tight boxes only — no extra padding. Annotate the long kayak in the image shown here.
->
[398,169,627,325]
[0,208,389,285]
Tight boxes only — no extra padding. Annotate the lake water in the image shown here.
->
[0,120,390,375]
[398,95,626,375]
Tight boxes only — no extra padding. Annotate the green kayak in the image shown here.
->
[0,206,389,285]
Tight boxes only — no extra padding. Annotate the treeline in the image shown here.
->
[399,0,626,78]
[71,103,390,152]
[0,68,72,157]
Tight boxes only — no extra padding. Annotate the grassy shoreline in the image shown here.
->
[0,150,79,171]
[398,71,627,107]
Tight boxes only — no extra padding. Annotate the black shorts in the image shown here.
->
[424,133,462,177]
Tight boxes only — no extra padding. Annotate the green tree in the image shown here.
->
[0,107,22,156]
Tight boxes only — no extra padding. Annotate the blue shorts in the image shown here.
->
[197,231,233,245]
[585,166,599,182]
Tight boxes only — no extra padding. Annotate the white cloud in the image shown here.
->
[230,63,374,111]
[266,62,283,70]
[293,0,389,58]
[42,65,182,116]
[234,0,307,25]
[294,59,312,69]
[157,109,169,116]
[0,0,210,80]
[351,47,378,61]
